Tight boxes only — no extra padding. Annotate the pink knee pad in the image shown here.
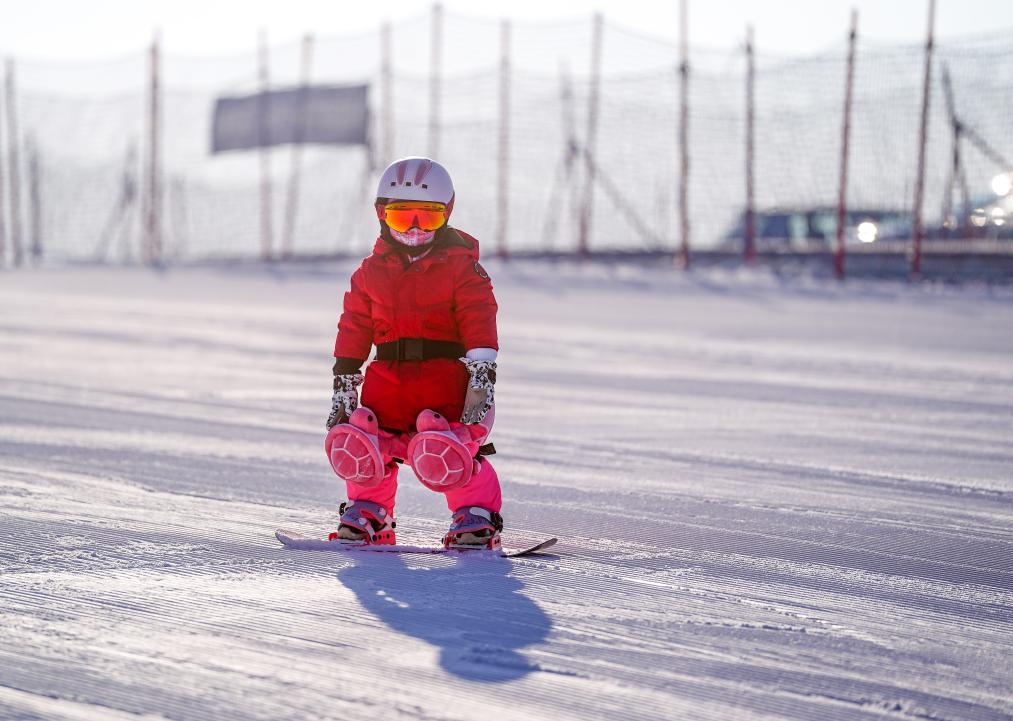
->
[407,410,477,492]
[325,407,384,489]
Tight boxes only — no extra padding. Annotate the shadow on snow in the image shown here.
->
[337,552,552,682]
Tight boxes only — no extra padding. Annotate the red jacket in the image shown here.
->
[334,228,498,432]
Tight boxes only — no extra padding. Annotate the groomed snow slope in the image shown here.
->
[1,262,1012,721]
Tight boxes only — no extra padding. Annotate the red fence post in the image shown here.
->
[677,0,690,270]
[280,34,314,260]
[835,10,858,280]
[496,19,511,260]
[4,59,23,267]
[380,22,392,166]
[27,135,41,264]
[428,3,442,159]
[577,13,603,258]
[0,66,5,267]
[256,30,273,262]
[911,0,936,278]
[744,25,756,264]
[145,33,163,265]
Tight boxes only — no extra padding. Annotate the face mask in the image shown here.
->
[390,227,436,247]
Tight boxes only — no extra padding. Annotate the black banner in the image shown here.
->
[211,84,369,153]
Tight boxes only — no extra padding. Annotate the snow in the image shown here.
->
[1,260,1012,721]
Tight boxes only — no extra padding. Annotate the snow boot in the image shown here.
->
[443,506,503,550]
[328,500,396,545]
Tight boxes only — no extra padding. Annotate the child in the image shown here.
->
[324,157,503,550]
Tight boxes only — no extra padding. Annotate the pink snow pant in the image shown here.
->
[325,407,501,515]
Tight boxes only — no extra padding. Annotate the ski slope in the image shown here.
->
[1,261,1011,721]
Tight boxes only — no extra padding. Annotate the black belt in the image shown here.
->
[375,338,465,362]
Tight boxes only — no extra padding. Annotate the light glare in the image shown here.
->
[856,221,878,243]
[993,173,1013,197]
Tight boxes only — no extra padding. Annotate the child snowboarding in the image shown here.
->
[324,157,503,550]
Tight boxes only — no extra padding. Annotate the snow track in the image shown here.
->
[1,263,1012,720]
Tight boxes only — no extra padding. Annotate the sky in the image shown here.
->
[3,0,1013,62]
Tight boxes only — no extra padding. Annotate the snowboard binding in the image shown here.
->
[328,500,396,545]
[443,506,503,550]
[325,407,385,488]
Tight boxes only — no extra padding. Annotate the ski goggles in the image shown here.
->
[382,201,448,233]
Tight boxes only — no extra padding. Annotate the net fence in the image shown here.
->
[1,9,1011,264]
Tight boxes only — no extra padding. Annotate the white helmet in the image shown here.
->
[375,157,455,208]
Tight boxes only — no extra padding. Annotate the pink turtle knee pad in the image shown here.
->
[325,407,385,489]
[407,409,478,492]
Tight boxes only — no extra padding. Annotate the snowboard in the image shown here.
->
[275,528,557,558]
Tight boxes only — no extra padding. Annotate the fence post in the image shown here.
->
[835,10,858,280]
[677,0,690,270]
[577,12,603,257]
[744,25,756,264]
[144,33,163,266]
[380,21,392,165]
[5,58,23,267]
[429,3,442,159]
[940,64,971,239]
[496,19,511,260]
[281,33,314,259]
[0,63,7,267]
[257,30,273,262]
[562,63,579,233]
[27,135,41,264]
[911,0,936,278]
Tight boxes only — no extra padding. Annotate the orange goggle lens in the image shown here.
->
[383,202,447,233]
